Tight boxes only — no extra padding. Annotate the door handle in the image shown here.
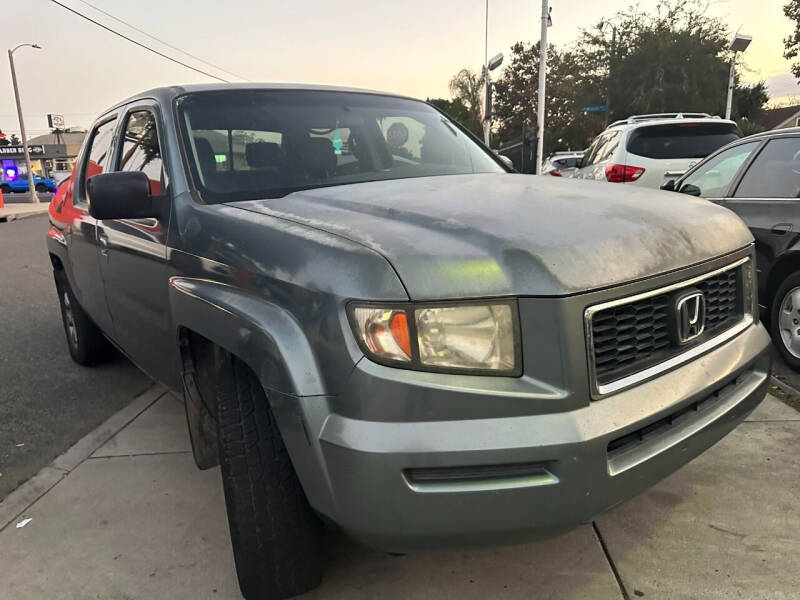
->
[771,223,793,235]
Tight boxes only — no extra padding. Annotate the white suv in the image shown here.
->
[571,113,742,188]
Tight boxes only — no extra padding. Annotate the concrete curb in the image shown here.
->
[770,374,800,400]
[0,204,50,223]
[0,383,168,532]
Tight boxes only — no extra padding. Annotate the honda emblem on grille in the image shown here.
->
[675,291,706,343]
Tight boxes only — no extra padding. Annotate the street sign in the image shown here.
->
[47,114,65,129]
[582,105,607,113]
[0,145,45,156]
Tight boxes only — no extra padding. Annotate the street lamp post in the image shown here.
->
[726,33,752,120]
[481,0,503,147]
[8,43,42,203]
[535,0,551,175]
[482,53,503,146]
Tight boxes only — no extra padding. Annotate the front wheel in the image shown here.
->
[770,270,800,372]
[54,269,110,366]
[0,184,10,194]
[35,183,48,193]
[215,353,323,599]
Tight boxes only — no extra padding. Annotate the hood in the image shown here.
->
[227,173,752,299]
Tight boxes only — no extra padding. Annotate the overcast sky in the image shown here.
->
[2,0,797,138]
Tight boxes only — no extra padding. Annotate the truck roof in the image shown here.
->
[101,82,414,117]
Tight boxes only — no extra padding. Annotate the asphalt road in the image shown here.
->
[0,215,150,499]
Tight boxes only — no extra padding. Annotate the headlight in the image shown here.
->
[348,301,520,375]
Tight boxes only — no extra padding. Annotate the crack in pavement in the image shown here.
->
[592,521,631,600]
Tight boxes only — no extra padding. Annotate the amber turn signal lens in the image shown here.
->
[390,311,411,357]
[351,307,412,362]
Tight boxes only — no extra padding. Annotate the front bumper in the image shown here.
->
[283,323,770,552]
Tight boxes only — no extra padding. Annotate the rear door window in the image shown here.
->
[734,137,800,198]
[584,132,619,167]
[627,123,742,160]
[84,119,117,184]
[78,117,117,205]
[594,131,620,164]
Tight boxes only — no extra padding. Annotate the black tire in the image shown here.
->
[0,184,10,194]
[215,353,323,599]
[770,270,800,372]
[35,183,47,193]
[53,269,111,366]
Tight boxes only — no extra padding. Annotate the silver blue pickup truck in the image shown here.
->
[46,83,770,599]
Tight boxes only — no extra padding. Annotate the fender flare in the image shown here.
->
[169,276,325,397]
[763,248,800,309]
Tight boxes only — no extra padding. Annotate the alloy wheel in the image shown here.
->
[62,290,79,349]
[778,286,800,359]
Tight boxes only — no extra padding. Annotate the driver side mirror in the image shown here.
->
[660,179,676,192]
[88,172,161,220]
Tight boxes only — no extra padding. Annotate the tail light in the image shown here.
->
[546,168,562,177]
[605,164,645,183]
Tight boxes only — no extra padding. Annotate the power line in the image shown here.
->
[48,0,230,83]
[73,0,247,81]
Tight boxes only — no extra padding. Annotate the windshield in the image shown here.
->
[177,90,505,203]
[626,122,742,160]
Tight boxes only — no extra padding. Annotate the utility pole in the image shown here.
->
[535,0,549,174]
[8,43,42,203]
[604,25,616,127]
[483,0,490,146]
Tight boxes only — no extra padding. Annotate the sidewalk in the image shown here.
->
[0,386,798,599]
[0,202,50,222]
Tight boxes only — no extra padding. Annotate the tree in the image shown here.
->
[427,97,483,137]
[734,81,769,121]
[575,0,733,120]
[9,134,21,146]
[784,0,800,81]
[492,42,603,153]
[447,69,484,136]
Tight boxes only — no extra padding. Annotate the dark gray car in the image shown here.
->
[46,84,771,599]
[663,128,800,372]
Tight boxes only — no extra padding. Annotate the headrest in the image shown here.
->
[246,142,283,168]
[299,137,336,175]
[193,137,215,173]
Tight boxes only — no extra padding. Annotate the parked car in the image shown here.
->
[541,150,584,176]
[662,127,800,371]
[572,113,742,188]
[47,84,770,600]
[0,174,57,194]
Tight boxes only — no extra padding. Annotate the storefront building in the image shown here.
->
[0,131,87,183]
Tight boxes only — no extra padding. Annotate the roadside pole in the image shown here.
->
[725,57,736,120]
[725,33,752,120]
[604,25,616,127]
[535,0,549,175]
[8,44,41,204]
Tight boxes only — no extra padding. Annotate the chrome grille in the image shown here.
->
[696,268,739,334]
[588,262,745,390]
